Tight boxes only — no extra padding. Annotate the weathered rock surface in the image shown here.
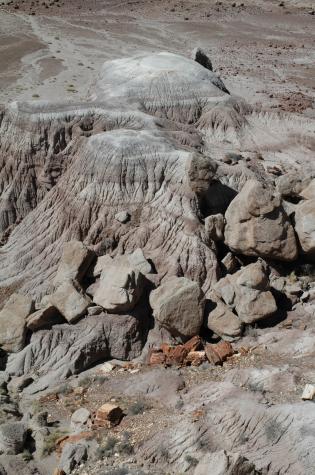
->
[54,240,95,287]
[26,305,62,331]
[214,261,277,324]
[224,180,297,261]
[150,277,205,340]
[0,293,34,353]
[93,258,144,313]
[206,291,242,340]
[71,408,91,433]
[59,442,88,474]
[194,450,259,475]
[7,313,146,392]
[50,280,91,323]
[0,422,26,455]
[294,199,315,256]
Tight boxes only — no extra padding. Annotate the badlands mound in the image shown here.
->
[0,50,315,475]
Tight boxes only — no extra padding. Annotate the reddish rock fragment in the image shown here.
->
[149,350,166,365]
[94,403,123,428]
[166,345,188,365]
[183,335,202,352]
[205,341,234,365]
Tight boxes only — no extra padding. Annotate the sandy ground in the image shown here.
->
[0,0,314,115]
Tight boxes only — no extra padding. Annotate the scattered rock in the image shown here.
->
[150,276,205,340]
[50,280,91,323]
[224,180,297,261]
[214,261,277,324]
[93,259,144,313]
[54,240,95,286]
[294,199,315,256]
[301,384,315,401]
[193,449,259,475]
[115,210,130,223]
[71,408,91,433]
[206,291,242,340]
[205,341,234,365]
[59,442,88,474]
[0,422,27,455]
[0,293,34,353]
[94,403,123,428]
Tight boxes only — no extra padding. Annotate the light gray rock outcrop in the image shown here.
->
[149,276,205,340]
[0,293,34,353]
[224,180,297,261]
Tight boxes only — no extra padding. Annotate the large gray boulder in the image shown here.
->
[206,291,242,341]
[59,442,88,474]
[93,257,145,313]
[54,240,95,286]
[149,276,205,340]
[224,180,297,261]
[0,293,34,353]
[0,422,27,455]
[294,199,315,257]
[7,313,146,392]
[214,261,277,324]
[50,280,91,323]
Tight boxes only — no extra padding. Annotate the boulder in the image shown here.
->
[205,341,234,365]
[87,305,103,316]
[94,403,123,428]
[54,240,95,286]
[115,210,130,223]
[50,281,91,323]
[276,172,310,199]
[0,293,34,353]
[193,450,258,475]
[0,422,27,455]
[26,305,62,331]
[300,180,315,200]
[149,277,205,340]
[214,261,277,324]
[71,408,91,433]
[93,259,144,313]
[206,291,242,341]
[224,180,297,261]
[205,214,225,241]
[59,442,88,475]
[294,199,315,256]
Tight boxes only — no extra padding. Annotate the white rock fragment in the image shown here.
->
[301,384,315,401]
